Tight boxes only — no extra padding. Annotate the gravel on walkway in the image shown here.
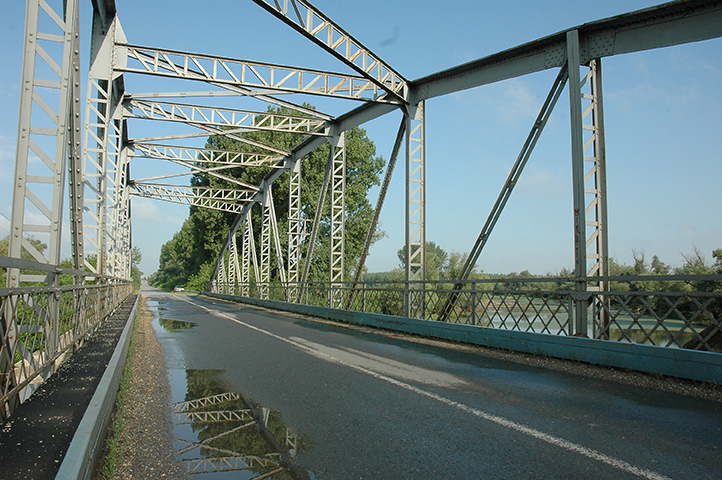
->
[106,299,188,480]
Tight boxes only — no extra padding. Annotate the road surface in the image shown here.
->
[143,284,722,479]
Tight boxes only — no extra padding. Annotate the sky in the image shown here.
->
[1,0,720,277]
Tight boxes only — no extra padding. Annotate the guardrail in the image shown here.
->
[0,256,132,420]
[212,275,722,353]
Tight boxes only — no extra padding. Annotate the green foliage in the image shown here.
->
[1,235,49,287]
[152,104,385,289]
[186,261,215,291]
[131,246,143,293]
[98,304,140,479]
[395,241,481,281]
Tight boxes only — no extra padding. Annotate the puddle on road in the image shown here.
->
[169,369,317,479]
[159,318,196,332]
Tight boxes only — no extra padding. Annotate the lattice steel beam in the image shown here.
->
[128,99,328,136]
[405,102,425,318]
[300,146,333,285]
[184,455,281,474]
[132,143,284,167]
[8,0,81,287]
[130,183,254,214]
[131,154,262,191]
[260,189,272,299]
[581,58,610,339]
[174,392,240,412]
[81,10,127,276]
[216,254,227,294]
[329,131,345,309]
[581,59,608,282]
[242,209,260,296]
[119,44,399,103]
[287,161,302,302]
[251,0,407,103]
[129,88,334,121]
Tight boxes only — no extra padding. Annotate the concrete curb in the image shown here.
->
[55,294,141,480]
[207,292,722,384]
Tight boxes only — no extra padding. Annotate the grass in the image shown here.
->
[96,295,141,479]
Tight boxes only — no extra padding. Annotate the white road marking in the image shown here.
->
[180,297,672,480]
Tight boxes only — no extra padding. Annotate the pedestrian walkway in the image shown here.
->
[0,295,138,480]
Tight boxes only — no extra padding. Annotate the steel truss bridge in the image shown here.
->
[2,0,722,418]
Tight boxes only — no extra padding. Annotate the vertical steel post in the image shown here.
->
[260,188,272,299]
[405,102,426,318]
[300,142,333,287]
[241,213,250,297]
[329,132,346,309]
[82,11,126,276]
[8,0,80,287]
[567,30,587,336]
[287,160,302,302]
[67,0,84,279]
[4,0,81,417]
[217,255,227,294]
[244,210,261,296]
[229,233,240,296]
[583,59,610,338]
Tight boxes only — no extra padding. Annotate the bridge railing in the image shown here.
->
[0,257,132,420]
[214,275,722,353]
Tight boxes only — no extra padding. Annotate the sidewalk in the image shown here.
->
[0,295,138,480]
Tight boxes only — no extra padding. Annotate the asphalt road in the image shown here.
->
[143,285,722,480]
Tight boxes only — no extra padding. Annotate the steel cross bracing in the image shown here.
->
[438,66,570,322]
[131,143,284,168]
[130,183,256,214]
[81,10,129,277]
[119,44,401,104]
[127,100,328,136]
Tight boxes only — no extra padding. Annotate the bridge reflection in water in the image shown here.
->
[171,369,315,479]
[154,300,316,479]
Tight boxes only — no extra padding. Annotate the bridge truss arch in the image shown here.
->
[3,0,722,417]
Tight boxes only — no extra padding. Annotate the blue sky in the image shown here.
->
[1,0,720,276]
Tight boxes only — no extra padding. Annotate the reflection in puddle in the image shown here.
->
[159,318,196,332]
[172,369,315,479]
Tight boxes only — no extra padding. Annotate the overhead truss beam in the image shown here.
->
[130,183,254,214]
[251,0,407,103]
[131,143,284,168]
[127,99,328,136]
[118,44,400,103]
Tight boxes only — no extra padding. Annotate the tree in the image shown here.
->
[152,104,385,289]
[396,242,480,282]
[131,246,143,292]
[397,241,448,281]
